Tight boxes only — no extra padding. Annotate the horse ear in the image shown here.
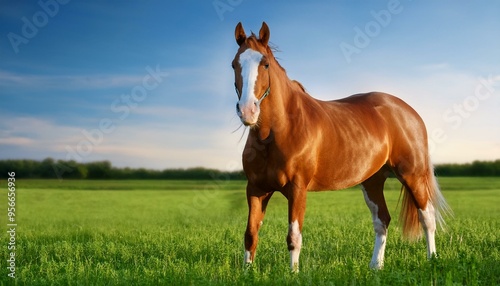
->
[235,22,246,46]
[259,22,270,46]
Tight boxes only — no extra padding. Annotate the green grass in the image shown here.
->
[1,178,499,285]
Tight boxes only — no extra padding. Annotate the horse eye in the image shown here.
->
[264,64,269,70]
[231,64,235,69]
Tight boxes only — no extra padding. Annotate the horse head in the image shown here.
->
[232,22,272,127]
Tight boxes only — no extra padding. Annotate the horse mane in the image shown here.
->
[292,80,307,92]
[247,33,281,54]
[246,34,307,94]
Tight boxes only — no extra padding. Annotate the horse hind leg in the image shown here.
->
[361,169,391,270]
[398,173,436,258]
[397,163,449,259]
[418,198,437,258]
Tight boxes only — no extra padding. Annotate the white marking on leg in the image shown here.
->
[289,220,302,272]
[418,203,437,258]
[371,219,387,269]
[362,187,387,270]
[244,250,252,264]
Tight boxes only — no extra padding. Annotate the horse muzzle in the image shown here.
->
[236,101,260,126]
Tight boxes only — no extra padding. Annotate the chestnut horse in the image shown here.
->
[232,22,449,272]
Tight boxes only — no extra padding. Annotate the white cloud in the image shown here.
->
[432,139,500,164]
[0,114,244,170]
[0,116,82,151]
[0,137,34,146]
[72,121,244,170]
[0,70,146,90]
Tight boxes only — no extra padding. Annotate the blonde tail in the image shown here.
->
[399,163,451,240]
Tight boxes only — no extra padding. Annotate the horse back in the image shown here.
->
[307,92,427,190]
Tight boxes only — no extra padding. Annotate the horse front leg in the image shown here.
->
[244,186,273,266]
[286,185,307,272]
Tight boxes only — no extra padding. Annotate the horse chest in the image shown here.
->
[244,139,313,191]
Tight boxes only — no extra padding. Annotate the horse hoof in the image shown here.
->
[369,262,384,270]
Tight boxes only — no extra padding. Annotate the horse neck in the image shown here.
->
[255,64,311,141]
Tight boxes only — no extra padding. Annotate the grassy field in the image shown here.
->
[1,177,499,285]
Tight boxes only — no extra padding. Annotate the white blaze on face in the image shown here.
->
[237,49,263,124]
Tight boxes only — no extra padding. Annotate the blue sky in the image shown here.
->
[1,1,499,170]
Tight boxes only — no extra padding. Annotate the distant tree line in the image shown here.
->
[0,158,246,180]
[0,158,499,179]
[434,159,500,177]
